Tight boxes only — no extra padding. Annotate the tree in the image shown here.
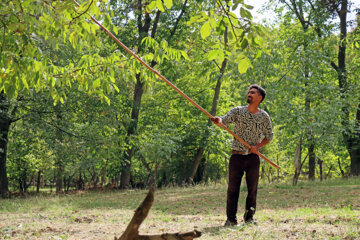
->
[272,0,360,178]
[0,93,12,198]
[185,0,263,183]
[0,0,125,196]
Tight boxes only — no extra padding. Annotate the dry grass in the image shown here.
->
[1,178,359,239]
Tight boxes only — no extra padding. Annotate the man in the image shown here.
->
[210,84,273,226]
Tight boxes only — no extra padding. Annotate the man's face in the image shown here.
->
[247,88,262,104]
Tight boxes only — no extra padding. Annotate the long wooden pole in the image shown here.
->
[73,1,280,170]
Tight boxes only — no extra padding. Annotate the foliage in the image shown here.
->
[1,0,359,194]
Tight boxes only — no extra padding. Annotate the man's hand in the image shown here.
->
[210,117,222,126]
[250,138,270,155]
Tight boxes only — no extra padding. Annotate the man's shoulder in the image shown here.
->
[259,109,271,119]
[228,106,247,115]
[233,106,247,111]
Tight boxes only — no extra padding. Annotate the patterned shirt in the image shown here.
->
[220,106,273,154]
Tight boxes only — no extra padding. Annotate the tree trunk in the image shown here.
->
[37,170,41,193]
[120,1,161,188]
[305,84,316,181]
[188,27,228,183]
[331,0,360,176]
[55,106,63,193]
[201,155,208,183]
[308,141,316,181]
[120,73,144,189]
[188,148,205,184]
[318,158,323,181]
[349,103,360,175]
[302,34,316,181]
[0,92,11,198]
[338,157,345,177]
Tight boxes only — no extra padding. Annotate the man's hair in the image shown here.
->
[248,84,266,103]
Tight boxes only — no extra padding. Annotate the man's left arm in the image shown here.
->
[250,113,273,154]
[250,138,270,154]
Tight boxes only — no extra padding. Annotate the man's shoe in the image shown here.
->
[224,219,238,227]
[244,217,256,224]
[243,207,255,224]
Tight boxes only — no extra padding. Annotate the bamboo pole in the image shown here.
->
[72,1,280,170]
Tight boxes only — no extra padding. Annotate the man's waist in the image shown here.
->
[232,149,248,155]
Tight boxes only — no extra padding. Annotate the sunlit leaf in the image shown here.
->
[164,0,173,9]
[156,0,165,12]
[238,57,252,74]
[200,22,211,39]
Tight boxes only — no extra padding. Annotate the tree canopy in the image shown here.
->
[0,0,359,197]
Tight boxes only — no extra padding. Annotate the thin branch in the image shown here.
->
[151,10,161,38]
[1,19,6,52]
[137,0,143,31]
[50,59,128,78]
[277,43,302,82]
[41,118,96,141]
[72,0,94,21]
[300,152,309,168]
[217,0,238,41]
[169,0,188,39]
[307,0,316,11]
[330,61,339,71]
[276,64,298,83]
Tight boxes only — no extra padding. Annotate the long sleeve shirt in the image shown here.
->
[220,106,273,154]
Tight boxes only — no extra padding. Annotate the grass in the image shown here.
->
[0,178,359,239]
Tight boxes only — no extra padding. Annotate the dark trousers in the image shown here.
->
[226,153,260,222]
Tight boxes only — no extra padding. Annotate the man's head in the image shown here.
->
[247,84,266,104]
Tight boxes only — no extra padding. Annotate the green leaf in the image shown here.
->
[21,77,29,89]
[156,0,165,12]
[164,0,172,9]
[240,7,253,20]
[50,78,56,87]
[200,22,211,39]
[93,78,101,88]
[255,49,262,59]
[207,50,218,61]
[238,57,252,74]
[354,41,359,48]
[253,36,262,46]
[209,18,216,28]
[241,38,249,49]
[5,84,16,99]
[103,95,110,105]
[243,4,254,10]
[228,12,239,26]
[113,25,118,35]
[218,50,225,63]
[146,1,157,12]
[113,84,119,93]
[181,50,190,60]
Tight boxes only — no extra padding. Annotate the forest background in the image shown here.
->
[0,0,360,198]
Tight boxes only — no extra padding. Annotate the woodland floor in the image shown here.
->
[0,178,359,240]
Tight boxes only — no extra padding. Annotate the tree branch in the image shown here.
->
[72,0,94,21]
[115,187,201,240]
[217,0,238,41]
[135,230,202,239]
[1,19,6,52]
[117,187,155,240]
[169,0,188,40]
[330,61,338,71]
[151,10,161,38]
